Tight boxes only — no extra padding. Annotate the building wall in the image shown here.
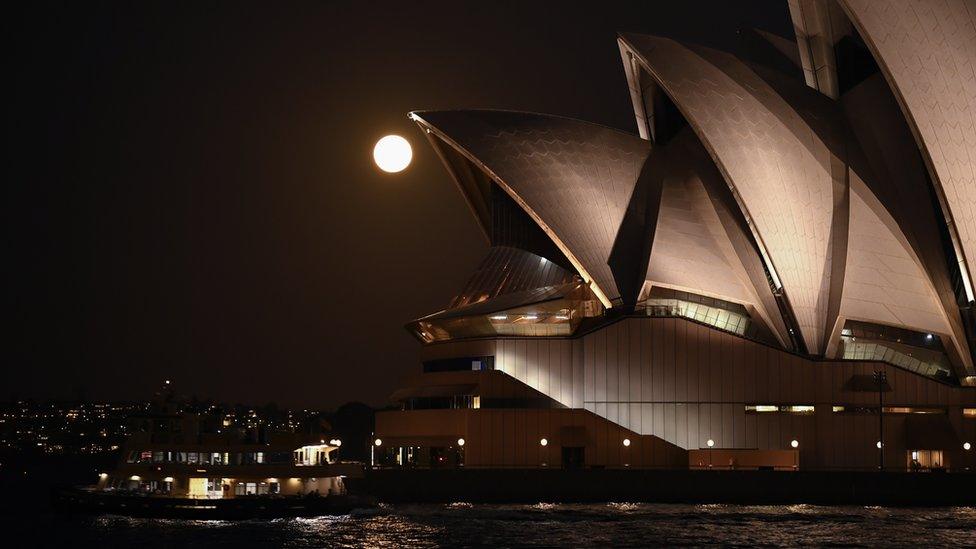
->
[421,316,976,470]
[376,408,686,469]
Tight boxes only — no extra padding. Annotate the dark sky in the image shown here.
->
[6,1,792,409]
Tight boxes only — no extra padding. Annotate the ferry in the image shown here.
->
[53,403,374,519]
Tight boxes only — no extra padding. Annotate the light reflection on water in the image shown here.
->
[7,503,976,547]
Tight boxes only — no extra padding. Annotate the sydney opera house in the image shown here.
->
[375,0,976,472]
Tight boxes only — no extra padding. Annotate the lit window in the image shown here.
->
[832,406,845,413]
[883,407,944,414]
[962,408,976,418]
[783,406,815,414]
[745,405,779,413]
[472,396,481,409]
[745,405,814,414]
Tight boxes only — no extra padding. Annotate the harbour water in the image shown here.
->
[6,503,975,547]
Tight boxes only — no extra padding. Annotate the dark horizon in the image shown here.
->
[7,1,793,409]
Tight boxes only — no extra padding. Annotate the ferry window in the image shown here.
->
[269,482,280,494]
[213,452,224,464]
[964,408,976,418]
[199,453,211,465]
[140,450,152,463]
[187,452,199,464]
[245,482,257,495]
[152,451,164,463]
[257,483,269,495]
[234,483,245,496]
[256,452,264,464]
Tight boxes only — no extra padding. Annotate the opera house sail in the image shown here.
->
[376,0,976,472]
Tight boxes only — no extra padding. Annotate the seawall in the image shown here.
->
[356,469,976,506]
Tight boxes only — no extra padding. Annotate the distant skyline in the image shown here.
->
[7,1,793,408]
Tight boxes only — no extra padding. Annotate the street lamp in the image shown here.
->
[873,369,887,470]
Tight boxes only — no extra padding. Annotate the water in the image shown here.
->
[6,503,975,547]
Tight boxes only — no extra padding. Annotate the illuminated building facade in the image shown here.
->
[377,0,976,471]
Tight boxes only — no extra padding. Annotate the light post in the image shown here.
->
[372,437,382,468]
[540,438,548,467]
[873,370,887,470]
[706,439,714,468]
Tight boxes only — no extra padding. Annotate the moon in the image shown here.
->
[373,135,412,173]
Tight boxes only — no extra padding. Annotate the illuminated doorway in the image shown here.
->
[907,450,945,471]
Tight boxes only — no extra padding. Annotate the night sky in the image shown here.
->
[7,1,792,409]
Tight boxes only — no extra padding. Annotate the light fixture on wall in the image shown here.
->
[622,438,631,447]
[706,439,714,448]
[540,438,548,447]
[374,438,383,447]
[965,442,972,451]
[791,439,799,448]
[457,438,465,447]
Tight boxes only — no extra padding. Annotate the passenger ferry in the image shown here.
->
[55,403,372,518]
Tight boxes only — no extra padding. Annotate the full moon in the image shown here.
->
[373,135,412,173]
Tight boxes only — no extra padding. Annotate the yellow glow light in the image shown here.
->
[540,438,548,447]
